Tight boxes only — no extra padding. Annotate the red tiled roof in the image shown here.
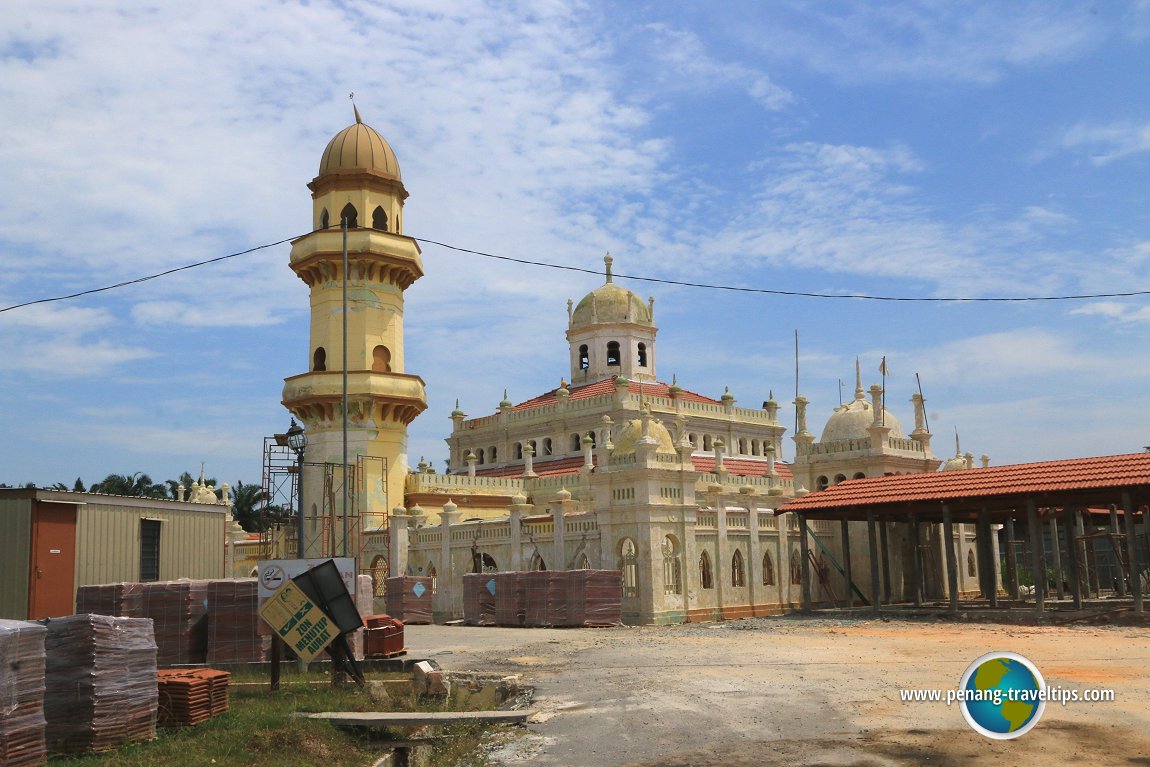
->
[511,376,720,412]
[471,456,589,478]
[691,456,793,480]
[780,452,1150,515]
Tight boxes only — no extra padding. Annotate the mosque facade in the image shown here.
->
[286,114,990,624]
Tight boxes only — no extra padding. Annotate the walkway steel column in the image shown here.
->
[799,513,812,612]
[1049,517,1064,600]
[942,504,959,613]
[1079,510,1098,598]
[840,518,854,609]
[879,522,892,604]
[977,509,996,606]
[1065,508,1083,610]
[911,519,923,607]
[1122,493,1143,613]
[1027,499,1045,615]
[1110,505,1126,597]
[867,510,881,615]
[1004,517,1020,600]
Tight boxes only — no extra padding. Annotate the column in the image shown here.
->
[942,505,959,614]
[438,500,460,620]
[389,508,409,577]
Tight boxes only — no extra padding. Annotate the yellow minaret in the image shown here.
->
[282,108,427,551]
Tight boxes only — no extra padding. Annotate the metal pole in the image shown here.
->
[1049,517,1064,601]
[1027,500,1045,615]
[879,521,891,604]
[1066,508,1082,610]
[911,519,922,607]
[1005,517,1019,600]
[296,449,305,558]
[342,217,349,558]
[867,511,881,615]
[840,518,853,609]
[942,505,959,613]
[799,514,812,611]
[1122,494,1143,613]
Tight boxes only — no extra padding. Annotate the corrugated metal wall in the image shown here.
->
[0,498,32,619]
[74,500,225,586]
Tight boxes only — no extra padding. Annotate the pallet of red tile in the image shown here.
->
[0,620,48,767]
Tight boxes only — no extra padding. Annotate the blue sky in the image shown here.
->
[3,1,1150,489]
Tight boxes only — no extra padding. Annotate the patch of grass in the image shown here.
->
[54,678,389,767]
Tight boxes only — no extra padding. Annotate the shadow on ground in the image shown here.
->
[622,722,1150,767]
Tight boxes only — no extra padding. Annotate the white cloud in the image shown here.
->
[1053,121,1150,165]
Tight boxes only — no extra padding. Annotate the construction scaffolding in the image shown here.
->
[259,438,389,579]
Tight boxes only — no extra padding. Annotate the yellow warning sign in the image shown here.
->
[258,580,338,663]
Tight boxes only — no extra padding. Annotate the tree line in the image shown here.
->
[0,471,288,533]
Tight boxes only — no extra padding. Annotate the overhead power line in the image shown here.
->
[3,231,1150,315]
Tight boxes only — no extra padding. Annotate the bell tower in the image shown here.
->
[282,108,427,550]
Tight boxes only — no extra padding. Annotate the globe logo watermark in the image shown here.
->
[958,651,1046,739]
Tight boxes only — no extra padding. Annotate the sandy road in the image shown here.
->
[405,616,1150,766]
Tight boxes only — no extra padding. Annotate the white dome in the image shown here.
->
[819,392,904,443]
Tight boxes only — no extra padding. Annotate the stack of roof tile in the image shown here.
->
[155,669,229,728]
[42,615,157,754]
[523,572,569,628]
[565,570,622,627]
[75,583,144,618]
[384,577,433,624]
[205,579,269,664]
[142,580,209,666]
[0,620,47,767]
[493,572,525,627]
[461,574,497,626]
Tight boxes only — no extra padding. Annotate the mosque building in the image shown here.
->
[283,113,989,623]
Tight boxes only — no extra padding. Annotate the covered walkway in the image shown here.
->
[778,452,1150,616]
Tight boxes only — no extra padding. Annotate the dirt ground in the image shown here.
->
[404,615,1150,766]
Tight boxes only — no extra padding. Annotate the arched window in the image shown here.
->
[620,538,638,597]
[514,443,523,460]
[703,435,713,451]
[482,553,498,572]
[340,202,358,228]
[489,447,497,462]
[426,563,437,593]
[853,472,866,480]
[738,438,748,455]
[751,440,760,456]
[967,549,976,577]
[817,475,829,491]
[527,439,537,456]
[372,206,388,231]
[689,433,698,448]
[699,551,714,589]
[370,555,388,596]
[637,342,647,367]
[662,535,682,595]
[529,551,547,571]
[578,345,589,370]
[834,474,847,484]
[372,345,391,373]
[762,550,775,586]
[790,549,802,585]
[586,431,596,448]
[732,549,746,587]
[606,341,621,366]
[570,433,582,452]
[542,438,553,456]
[576,553,591,570]
[477,448,485,465]
[319,208,330,229]
[313,347,327,371]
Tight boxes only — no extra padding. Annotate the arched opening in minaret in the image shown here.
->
[372,206,388,231]
[477,448,485,465]
[606,341,620,366]
[570,433,581,452]
[313,347,327,371]
[340,203,358,229]
[542,438,552,456]
[578,345,589,369]
[853,472,865,480]
[637,342,647,367]
[319,208,330,229]
[372,345,391,373]
[703,435,713,451]
[514,443,523,460]
[834,473,847,484]
[817,475,829,491]
[489,446,497,462]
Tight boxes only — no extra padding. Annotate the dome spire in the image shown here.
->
[353,103,363,124]
[604,253,613,283]
[854,356,864,400]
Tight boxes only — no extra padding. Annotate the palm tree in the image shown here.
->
[51,477,86,492]
[91,472,167,498]
[230,480,268,532]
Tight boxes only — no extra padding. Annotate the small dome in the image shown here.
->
[612,417,677,455]
[570,255,651,328]
[941,455,969,471]
[318,108,402,180]
[819,393,905,443]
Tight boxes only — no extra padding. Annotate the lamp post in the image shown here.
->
[286,419,308,558]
